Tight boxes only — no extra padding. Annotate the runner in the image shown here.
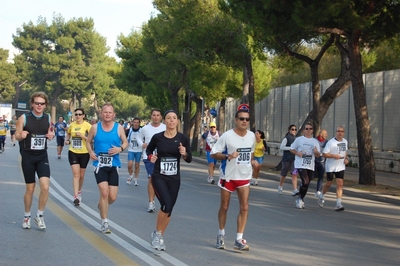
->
[290,123,321,209]
[86,103,128,233]
[9,115,17,146]
[55,116,67,159]
[251,130,267,185]
[147,110,192,251]
[201,121,221,184]
[16,91,54,230]
[126,117,143,186]
[140,109,166,212]
[65,108,92,206]
[318,126,349,211]
[0,116,8,153]
[211,108,257,251]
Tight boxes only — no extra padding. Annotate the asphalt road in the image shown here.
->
[1,141,400,266]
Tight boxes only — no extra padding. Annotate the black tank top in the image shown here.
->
[19,112,50,152]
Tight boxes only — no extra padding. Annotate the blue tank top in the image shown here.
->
[93,122,121,167]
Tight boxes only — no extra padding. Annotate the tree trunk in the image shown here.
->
[348,31,376,185]
[301,37,351,132]
[218,98,226,132]
[246,53,256,132]
[310,62,320,135]
[183,90,191,137]
[190,96,203,152]
[50,87,63,123]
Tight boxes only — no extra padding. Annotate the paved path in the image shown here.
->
[193,153,400,206]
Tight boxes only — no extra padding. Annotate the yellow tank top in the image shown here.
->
[254,140,265,157]
[67,121,92,154]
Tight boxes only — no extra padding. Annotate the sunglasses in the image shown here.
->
[337,130,344,132]
[210,126,216,128]
[305,128,313,130]
[290,128,297,131]
[237,117,250,121]
[75,113,84,116]
[34,102,46,106]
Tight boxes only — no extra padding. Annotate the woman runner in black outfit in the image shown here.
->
[146,110,192,251]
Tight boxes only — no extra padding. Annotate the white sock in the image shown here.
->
[102,218,108,224]
[134,177,138,181]
[236,233,243,240]
[218,229,225,236]
[337,198,342,205]
[37,210,44,217]
[24,212,31,217]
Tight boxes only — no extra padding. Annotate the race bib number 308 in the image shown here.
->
[235,148,252,165]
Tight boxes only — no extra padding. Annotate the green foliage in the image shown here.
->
[0,49,17,100]
[12,14,114,118]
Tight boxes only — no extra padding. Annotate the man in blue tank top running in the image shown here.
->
[86,103,128,234]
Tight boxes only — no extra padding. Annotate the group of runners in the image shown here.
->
[16,92,348,252]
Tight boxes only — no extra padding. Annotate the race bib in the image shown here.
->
[302,155,312,166]
[130,139,139,149]
[235,148,251,165]
[160,157,178,175]
[208,140,216,149]
[58,131,65,136]
[31,135,46,150]
[98,152,113,167]
[72,137,82,149]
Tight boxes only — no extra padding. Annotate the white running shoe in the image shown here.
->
[318,194,325,208]
[207,176,215,184]
[315,191,321,197]
[292,189,299,196]
[134,179,138,186]
[126,177,132,185]
[216,234,225,249]
[148,201,156,212]
[151,230,166,251]
[234,238,250,251]
[22,216,31,229]
[295,198,303,209]
[34,215,46,230]
[101,222,111,234]
[278,186,283,195]
[335,204,345,211]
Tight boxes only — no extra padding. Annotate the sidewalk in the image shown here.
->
[192,154,400,206]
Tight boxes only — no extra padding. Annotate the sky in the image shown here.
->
[0,0,157,60]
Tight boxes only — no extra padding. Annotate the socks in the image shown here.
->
[218,229,225,236]
[37,210,44,217]
[236,233,243,240]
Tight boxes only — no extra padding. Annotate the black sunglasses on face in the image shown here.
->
[75,113,83,116]
[238,117,250,121]
[34,102,46,106]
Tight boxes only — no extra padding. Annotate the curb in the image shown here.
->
[191,156,400,206]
